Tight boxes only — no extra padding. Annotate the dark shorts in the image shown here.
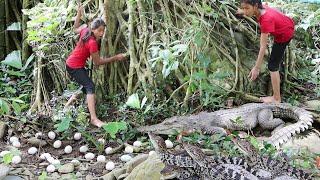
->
[66,65,95,94]
[268,40,291,72]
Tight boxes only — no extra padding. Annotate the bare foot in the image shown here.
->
[90,118,105,128]
[259,96,281,103]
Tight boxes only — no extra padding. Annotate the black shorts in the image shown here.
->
[66,65,95,94]
[268,40,291,72]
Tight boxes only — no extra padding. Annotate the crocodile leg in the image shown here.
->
[258,109,285,129]
[198,125,227,136]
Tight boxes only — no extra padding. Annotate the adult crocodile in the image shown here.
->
[139,103,313,148]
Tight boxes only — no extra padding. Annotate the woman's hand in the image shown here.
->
[77,4,84,17]
[115,53,127,61]
[248,66,260,81]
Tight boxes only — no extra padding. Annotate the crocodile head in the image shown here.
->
[148,132,167,152]
[138,116,195,134]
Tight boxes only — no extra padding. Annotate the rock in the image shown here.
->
[58,163,75,174]
[101,172,116,180]
[0,164,10,179]
[124,154,165,180]
[0,121,8,139]
[85,174,94,180]
[49,172,60,180]
[60,174,75,180]
[75,172,82,178]
[3,176,24,180]
[125,154,149,173]
[282,132,320,154]
[27,137,47,146]
[306,100,320,110]
[112,167,126,179]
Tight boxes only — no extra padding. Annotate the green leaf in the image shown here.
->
[12,102,21,115]
[2,50,22,69]
[126,94,140,109]
[7,22,21,31]
[103,122,127,139]
[56,117,71,132]
[3,153,13,164]
[0,99,10,115]
[6,70,25,77]
[39,171,48,180]
[21,54,35,71]
[141,96,147,109]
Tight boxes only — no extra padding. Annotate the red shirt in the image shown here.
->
[66,28,99,68]
[258,6,294,43]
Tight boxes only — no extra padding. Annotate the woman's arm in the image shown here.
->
[255,33,269,69]
[91,52,126,66]
[74,4,87,34]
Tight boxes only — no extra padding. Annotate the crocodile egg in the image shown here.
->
[12,155,21,164]
[105,161,115,170]
[105,147,113,154]
[12,141,21,148]
[51,159,60,165]
[46,164,56,173]
[98,138,105,144]
[79,145,88,153]
[133,141,142,147]
[64,145,72,154]
[71,159,80,166]
[120,154,132,162]
[48,131,56,140]
[0,151,10,157]
[165,140,174,149]
[35,132,43,138]
[53,140,62,149]
[73,132,81,140]
[149,150,156,156]
[96,155,106,162]
[41,153,51,160]
[85,153,95,160]
[9,136,19,143]
[124,146,134,154]
[46,156,55,164]
[28,147,38,155]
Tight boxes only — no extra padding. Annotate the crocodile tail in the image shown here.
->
[267,104,313,148]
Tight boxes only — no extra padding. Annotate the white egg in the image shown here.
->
[71,159,80,166]
[120,154,132,162]
[28,147,38,155]
[64,145,72,154]
[51,159,60,165]
[35,132,43,138]
[105,147,113,154]
[41,153,51,160]
[97,138,105,144]
[96,155,106,162]
[9,136,19,143]
[48,131,56,140]
[46,164,56,173]
[165,140,174,149]
[11,155,21,164]
[53,140,62,149]
[0,151,10,157]
[133,141,142,147]
[73,132,81,140]
[12,141,21,148]
[84,153,95,160]
[46,156,55,164]
[148,150,156,156]
[124,146,134,154]
[105,161,115,170]
[79,145,88,153]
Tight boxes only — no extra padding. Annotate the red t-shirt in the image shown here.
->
[66,28,99,68]
[258,6,294,43]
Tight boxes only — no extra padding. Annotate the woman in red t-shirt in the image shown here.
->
[238,0,294,103]
[65,4,126,127]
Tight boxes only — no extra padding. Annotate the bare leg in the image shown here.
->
[260,71,281,103]
[87,94,105,127]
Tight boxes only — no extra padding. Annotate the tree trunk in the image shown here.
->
[22,0,30,62]
[0,0,5,60]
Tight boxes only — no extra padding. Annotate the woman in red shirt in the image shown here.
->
[238,0,294,103]
[66,5,126,127]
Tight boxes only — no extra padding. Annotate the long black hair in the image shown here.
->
[81,18,106,44]
[240,0,264,9]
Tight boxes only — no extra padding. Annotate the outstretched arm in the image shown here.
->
[74,4,87,34]
[91,52,127,66]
